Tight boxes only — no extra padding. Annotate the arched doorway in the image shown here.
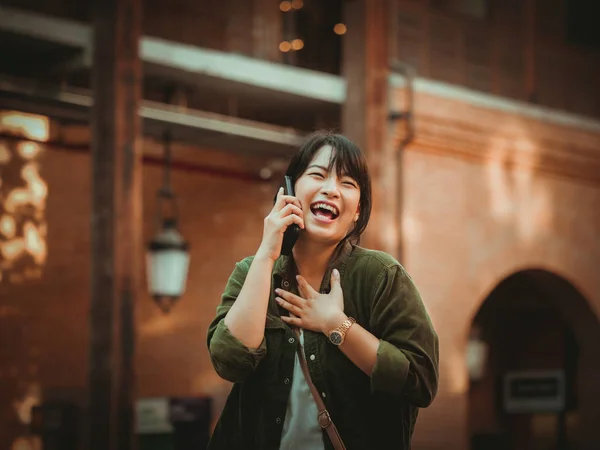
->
[467,270,600,450]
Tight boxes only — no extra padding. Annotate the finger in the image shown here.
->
[296,275,317,298]
[282,213,305,229]
[280,203,303,219]
[275,288,304,306]
[275,297,302,316]
[283,195,302,209]
[275,194,302,211]
[281,315,302,327]
[330,268,341,293]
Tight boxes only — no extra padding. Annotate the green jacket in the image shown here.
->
[207,242,439,450]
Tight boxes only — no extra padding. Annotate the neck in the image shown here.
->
[292,239,338,289]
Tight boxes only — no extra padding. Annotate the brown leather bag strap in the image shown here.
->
[293,329,347,450]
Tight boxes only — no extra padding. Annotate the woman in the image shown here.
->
[207,132,439,450]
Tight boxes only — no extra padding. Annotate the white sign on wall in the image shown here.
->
[503,370,565,414]
[136,397,173,434]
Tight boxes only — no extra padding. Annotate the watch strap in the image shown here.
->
[328,317,356,344]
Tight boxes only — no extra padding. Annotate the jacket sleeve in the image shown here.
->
[368,263,439,407]
[207,257,267,383]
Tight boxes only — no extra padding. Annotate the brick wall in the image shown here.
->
[1,94,600,449]
[393,0,600,118]
[0,143,278,447]
[402,92,600,449]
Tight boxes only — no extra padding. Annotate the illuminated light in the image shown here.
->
[0,215,16,239]
[291,0,303,9]
[2,238,25,261]
[21,163,48,210]
[4,189,32,214]
[0,143,11,164]
[291,39,304,50]
[0,111,49,142]
[14,383,42,429]
[333,23,347,35]
[4,165,48,213]
[279,1,292,12]
[24,222,46,265]
[279,41,292,52]
[17,142,42,160]
[0,115,49,284]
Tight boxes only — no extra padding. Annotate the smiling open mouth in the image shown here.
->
[310,202,339,221]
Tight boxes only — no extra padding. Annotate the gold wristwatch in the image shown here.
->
[327,317,356,346]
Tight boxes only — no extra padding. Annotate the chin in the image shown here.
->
[304,228,343,245]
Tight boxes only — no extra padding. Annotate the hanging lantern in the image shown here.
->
[146,131,190,313]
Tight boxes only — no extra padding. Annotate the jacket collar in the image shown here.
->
[273,239,354,293]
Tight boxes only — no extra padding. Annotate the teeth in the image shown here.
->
[312,203,339,216]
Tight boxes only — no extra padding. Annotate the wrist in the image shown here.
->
[322,312,349,335]
[255,248,278,264]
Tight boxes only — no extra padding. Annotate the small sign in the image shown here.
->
[503,370,565,413]
[136,398,173,434]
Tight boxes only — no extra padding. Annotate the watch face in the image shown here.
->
[329,331,343,346]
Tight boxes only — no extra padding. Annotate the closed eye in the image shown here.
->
[309,172,325,178]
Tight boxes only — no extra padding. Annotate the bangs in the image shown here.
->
[326,142,366,184]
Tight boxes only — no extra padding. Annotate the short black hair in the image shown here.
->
[284,130,372,244]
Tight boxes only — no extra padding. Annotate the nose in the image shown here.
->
[320,174,341,197]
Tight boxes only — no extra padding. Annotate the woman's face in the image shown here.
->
[294,145,361,245]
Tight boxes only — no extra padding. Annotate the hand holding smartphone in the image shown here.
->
[280,176,300,256]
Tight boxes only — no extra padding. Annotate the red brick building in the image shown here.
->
[0,1,599,449]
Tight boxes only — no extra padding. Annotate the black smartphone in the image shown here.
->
[280,175,300,256]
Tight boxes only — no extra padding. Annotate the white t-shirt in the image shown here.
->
[279,330,325,450]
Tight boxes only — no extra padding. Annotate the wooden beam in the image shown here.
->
[89,0,142,449]
[342,0,396,255]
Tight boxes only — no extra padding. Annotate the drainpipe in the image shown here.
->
[389,59,416,265]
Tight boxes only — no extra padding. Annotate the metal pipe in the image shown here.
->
[389,59,416,264]
[390,60,416,147]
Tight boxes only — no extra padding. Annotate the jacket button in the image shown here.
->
[309,354,316,361]
[284,378,290,385]
[275,417,282,425]
[288,337,295,344]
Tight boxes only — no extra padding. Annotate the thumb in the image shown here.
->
[330,268,341,292]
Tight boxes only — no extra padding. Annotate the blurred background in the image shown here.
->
[0,0,599,449]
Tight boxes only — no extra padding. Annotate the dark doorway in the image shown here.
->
[467,270,600,450]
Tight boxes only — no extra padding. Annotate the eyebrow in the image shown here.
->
[306,164,329,171]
